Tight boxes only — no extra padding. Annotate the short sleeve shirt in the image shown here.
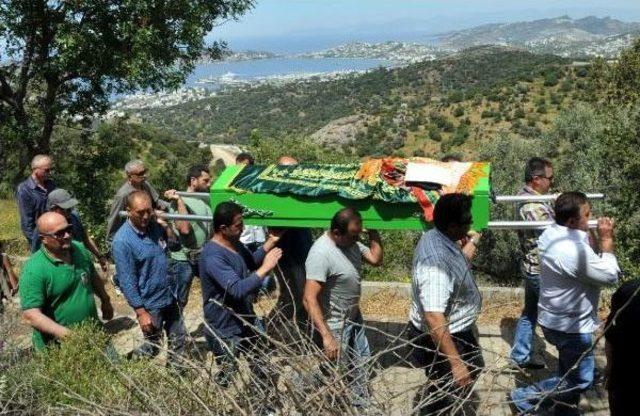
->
[409,229,482,334]
[169,196,213,262]
[305,232,370,326]
[19,241,99,350]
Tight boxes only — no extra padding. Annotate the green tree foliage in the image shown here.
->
[476,133,544,280]
[137,48,568,158]
[48,120,210,246]
[610,38,640,105]
[451,124,470,146]
[477,100,640,281]
[0,0,253,184]
[246,130,353,165]
[428,126,442,142]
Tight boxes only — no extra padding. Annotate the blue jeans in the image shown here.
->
[324,313,372,407]
[511,327,595,415]
[510,273,540,365]
[168,260,195,309]
[133,303,187,367]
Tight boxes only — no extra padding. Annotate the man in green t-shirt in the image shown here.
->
[19,212,113,350]
[164,165,213,309]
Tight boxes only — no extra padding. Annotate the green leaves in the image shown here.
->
[0,0,253,175]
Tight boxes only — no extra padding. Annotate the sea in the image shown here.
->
[182,33,442,90]
[184,57,392,90]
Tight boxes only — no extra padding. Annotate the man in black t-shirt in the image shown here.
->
[605,280,640,415]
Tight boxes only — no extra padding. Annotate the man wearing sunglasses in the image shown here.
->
[105,159,170,248]
[19,212,113,350]
[509,157,555,371]
[16,154,56,252]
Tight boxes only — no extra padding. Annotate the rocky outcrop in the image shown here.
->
[310,114,369,148]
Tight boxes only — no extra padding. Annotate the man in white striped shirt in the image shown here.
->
[511,192,620,415]
[408,193,484,414]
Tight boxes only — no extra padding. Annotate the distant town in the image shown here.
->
[112,15,640,112]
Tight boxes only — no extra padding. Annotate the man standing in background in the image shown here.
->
[106,159,170,246]
[30,189,108,272]
[17,155,56,251]
[509,157,555,370]
[106,159,170,290]
[164,164,213,309]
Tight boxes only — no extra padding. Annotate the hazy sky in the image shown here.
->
[207,0,640,53]
[211,0,640,47]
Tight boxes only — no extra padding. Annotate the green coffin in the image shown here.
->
[210,164,491,231]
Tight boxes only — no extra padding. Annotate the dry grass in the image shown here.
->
[0,199,25,256]
[0,199,21,241]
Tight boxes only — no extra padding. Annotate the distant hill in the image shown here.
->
[440,15,640,58]
[138,46,579,158]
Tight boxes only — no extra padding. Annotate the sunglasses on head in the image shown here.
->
[41,225,73,239]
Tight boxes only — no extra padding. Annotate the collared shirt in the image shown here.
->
[409,229,482,334]
[517,186,555,275]
[240,225,266,247]
[105,181,170,246]
[537,223,620,334]
[112,220,178,310]
[16,176,56,247]
[19,241,98,350]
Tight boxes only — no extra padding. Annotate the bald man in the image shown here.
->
[19,212,113,350]
[112,191,186,364]
[17,154,56,251]
[278,155,298,166]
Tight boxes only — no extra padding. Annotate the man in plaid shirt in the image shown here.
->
[509,157,555,370]
[408,193,484,414]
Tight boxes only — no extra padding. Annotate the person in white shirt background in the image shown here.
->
[511,191,620,416]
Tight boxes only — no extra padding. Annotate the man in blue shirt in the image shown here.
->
[16,154,56,251]
[199,201,282,387]
[112,190,186,366]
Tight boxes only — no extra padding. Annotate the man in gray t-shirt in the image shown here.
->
[304,207,383,407]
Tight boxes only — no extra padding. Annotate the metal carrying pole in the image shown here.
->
[487,220,598,230]
[493,193,605,203]
[175,191,209,200]
[156,192,606,230]
[119,212,599,230]
[118,211,212,222]
[178,192,606,204]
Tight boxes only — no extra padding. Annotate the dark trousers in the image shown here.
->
[408,324,485,415]
[205,322,273,389]
[134,303,187,366]
[608,387,632,416]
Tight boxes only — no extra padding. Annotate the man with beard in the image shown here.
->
[164,165,213,309]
